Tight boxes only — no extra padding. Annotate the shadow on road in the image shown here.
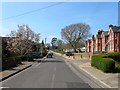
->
[41,60,64,63]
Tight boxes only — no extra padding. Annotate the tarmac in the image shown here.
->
[53,52,119,89]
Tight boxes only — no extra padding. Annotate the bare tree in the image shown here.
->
[56,39,63,51]
[34,33,40,44]
[61,23,91,52]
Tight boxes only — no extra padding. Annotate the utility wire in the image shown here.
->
[0,2,65,21]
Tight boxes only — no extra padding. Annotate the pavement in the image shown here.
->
[53,51,119,89]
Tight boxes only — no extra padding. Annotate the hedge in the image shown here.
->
[20,55,34,61]
[23,52,47,60]
[2,51,48,70]
[103,52,120,62]
[2,56,22,70]
[29,52,47,59]
[91,55,115,73]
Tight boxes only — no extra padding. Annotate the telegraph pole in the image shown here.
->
[45,37,46,46]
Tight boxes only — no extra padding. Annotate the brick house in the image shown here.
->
[85,39,92,53]
[85,25,120,53]
[108,25,120,52]
[91,35,96,53]
[101,31,109,52]
[95,30,103,52]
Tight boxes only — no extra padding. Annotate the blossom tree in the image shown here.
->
[7,24,40,55]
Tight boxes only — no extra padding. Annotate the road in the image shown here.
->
[2,54,101,89]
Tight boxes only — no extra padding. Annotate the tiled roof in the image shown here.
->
[103,31,109,36]
[111,26,120,32]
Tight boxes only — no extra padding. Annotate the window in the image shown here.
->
[102,38,105,42]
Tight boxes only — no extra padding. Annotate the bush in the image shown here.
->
[91,55,115,73]
[20,55,28,61]
[14,56,22,64]
[115,65,120,73]
[103,52,120,62]
[27,56,34,61]
[2,57,18,70]
[20,55,33,61]
[24,52,47,60]
[42,52,47,57]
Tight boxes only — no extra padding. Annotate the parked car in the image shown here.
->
[47,52,53,58]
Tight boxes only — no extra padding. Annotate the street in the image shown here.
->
[2,54,100,89]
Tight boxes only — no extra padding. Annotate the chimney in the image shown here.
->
[98,30,103,34]
[109,24,113,28]
[92,35,95,40]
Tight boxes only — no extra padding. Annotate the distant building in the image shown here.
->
[85,25,120,53]
[85,39,92,53]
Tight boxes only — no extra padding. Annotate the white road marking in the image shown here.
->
[51,63,56,88]
[54,66,56,72]
[51,74,55,88]
[35,63,41,67]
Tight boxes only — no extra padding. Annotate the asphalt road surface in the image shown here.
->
[2,54,101,89]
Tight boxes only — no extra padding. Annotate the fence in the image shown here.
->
[68,53,92,60]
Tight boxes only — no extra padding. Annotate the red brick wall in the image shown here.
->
[85,27,120,53]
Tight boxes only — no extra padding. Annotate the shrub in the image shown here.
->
[20,55,28,61]
[14,56,22,64]
[20,55,34,61]
[104,52,120,62]
[91,55,115,73]
[27,56,34,61]
[115,64,120,73]
[24,52,47,60]
[2,57,17,70]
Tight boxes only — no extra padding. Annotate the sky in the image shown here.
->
[0,2,118,43]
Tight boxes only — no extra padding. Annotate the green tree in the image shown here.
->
[51,37,57,49]
[41,40,46,52]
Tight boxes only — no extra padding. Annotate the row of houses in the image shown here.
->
[85,25,120,53]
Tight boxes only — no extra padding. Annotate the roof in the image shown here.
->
[97,34,102,38]
[88,39,91,42]
[111,26,120,32]
[103,31,109,36]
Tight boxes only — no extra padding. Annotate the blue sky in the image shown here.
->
[1,2,118,43]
